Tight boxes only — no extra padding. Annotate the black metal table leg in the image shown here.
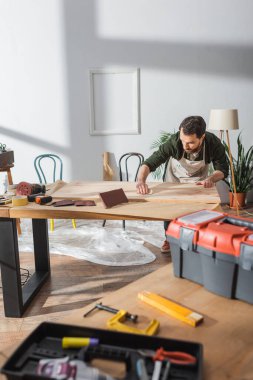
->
[0,218,51,317]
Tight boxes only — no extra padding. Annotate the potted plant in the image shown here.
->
[150,131,172,180]
[223,133,253,208]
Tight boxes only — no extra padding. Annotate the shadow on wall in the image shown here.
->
[62,0,253,180]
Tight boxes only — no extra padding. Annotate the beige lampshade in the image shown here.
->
[208,109,239,131]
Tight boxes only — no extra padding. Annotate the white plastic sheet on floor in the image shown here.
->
[18,219,165,266]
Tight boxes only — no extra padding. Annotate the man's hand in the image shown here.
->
[136,181,150,194]
[136,164,151,194]
[196,170,224,188]
[196,178,214,188]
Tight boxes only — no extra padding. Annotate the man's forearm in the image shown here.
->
[137,164,150,184]
[136,164,151,194]
[208,170,225,183]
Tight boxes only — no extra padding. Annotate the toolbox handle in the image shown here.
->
[223,217,253,231]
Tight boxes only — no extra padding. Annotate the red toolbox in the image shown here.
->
[166,210,253,303]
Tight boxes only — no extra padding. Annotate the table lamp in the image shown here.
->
[208,109,239,214]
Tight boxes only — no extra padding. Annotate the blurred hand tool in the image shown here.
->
[35,195,53,205]
[136,358,149,380]
[161,361,171,380]
[62,337,99,348]
[28,193,46,202]
[0,197,12,205]
[107,309,159,336]
[16,182,46,196]
[138,291,203,327]
[83,302,159,336]
[152,360,162,380]
[138,347,197,365]
[138,347,196,380]
[83,302,138,322]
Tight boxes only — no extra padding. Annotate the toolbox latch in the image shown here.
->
[179,227,195,251]
[239,244,253,271]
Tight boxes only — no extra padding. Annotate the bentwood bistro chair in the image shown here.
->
[34,154,76,231]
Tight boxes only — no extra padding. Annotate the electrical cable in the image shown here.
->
[20,267,31,286]
[0,267,31,288]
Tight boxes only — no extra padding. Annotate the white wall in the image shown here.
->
[0,0,253,184]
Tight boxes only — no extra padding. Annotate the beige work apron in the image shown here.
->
[165,142,209,183]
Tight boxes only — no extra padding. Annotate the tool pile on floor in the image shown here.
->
[1,292,204,379]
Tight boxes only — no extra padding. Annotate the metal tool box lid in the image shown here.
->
[167,210,253,258]
[178,210,224,226]
[197,222,252,258]
[166,210,225,243]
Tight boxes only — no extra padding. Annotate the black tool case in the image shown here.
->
[1,322,203,380]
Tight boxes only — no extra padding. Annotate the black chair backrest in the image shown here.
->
[119,153,144,181]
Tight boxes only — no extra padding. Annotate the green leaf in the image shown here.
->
[222,132,253,193]
[150,131,172,180]
[150,131,172,150]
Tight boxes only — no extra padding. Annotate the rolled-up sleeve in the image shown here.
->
[212,143,229,178]
[143,139,176,172]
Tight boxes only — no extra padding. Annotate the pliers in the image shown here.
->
[153,347,196,365]
[138,347,196,365]
[138,347,197,380]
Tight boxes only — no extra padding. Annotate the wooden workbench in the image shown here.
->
[66,263,253,380]
[1,181,252,379]
[8,180,221,220]
[0,181,221,318]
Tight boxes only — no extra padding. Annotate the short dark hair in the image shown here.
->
[179,116,206,138]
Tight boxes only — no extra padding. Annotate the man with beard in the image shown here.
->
[136,115,228,253]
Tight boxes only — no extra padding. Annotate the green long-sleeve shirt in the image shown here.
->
[143,131,229,178]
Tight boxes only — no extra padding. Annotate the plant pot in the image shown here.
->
[229,192,247,209]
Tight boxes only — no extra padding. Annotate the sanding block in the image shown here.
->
[138,291,203,327]
[99,188,128,208]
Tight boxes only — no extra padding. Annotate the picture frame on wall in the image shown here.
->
[89,68,140,135]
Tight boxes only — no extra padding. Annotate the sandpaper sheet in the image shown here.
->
[52,200,96,207]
